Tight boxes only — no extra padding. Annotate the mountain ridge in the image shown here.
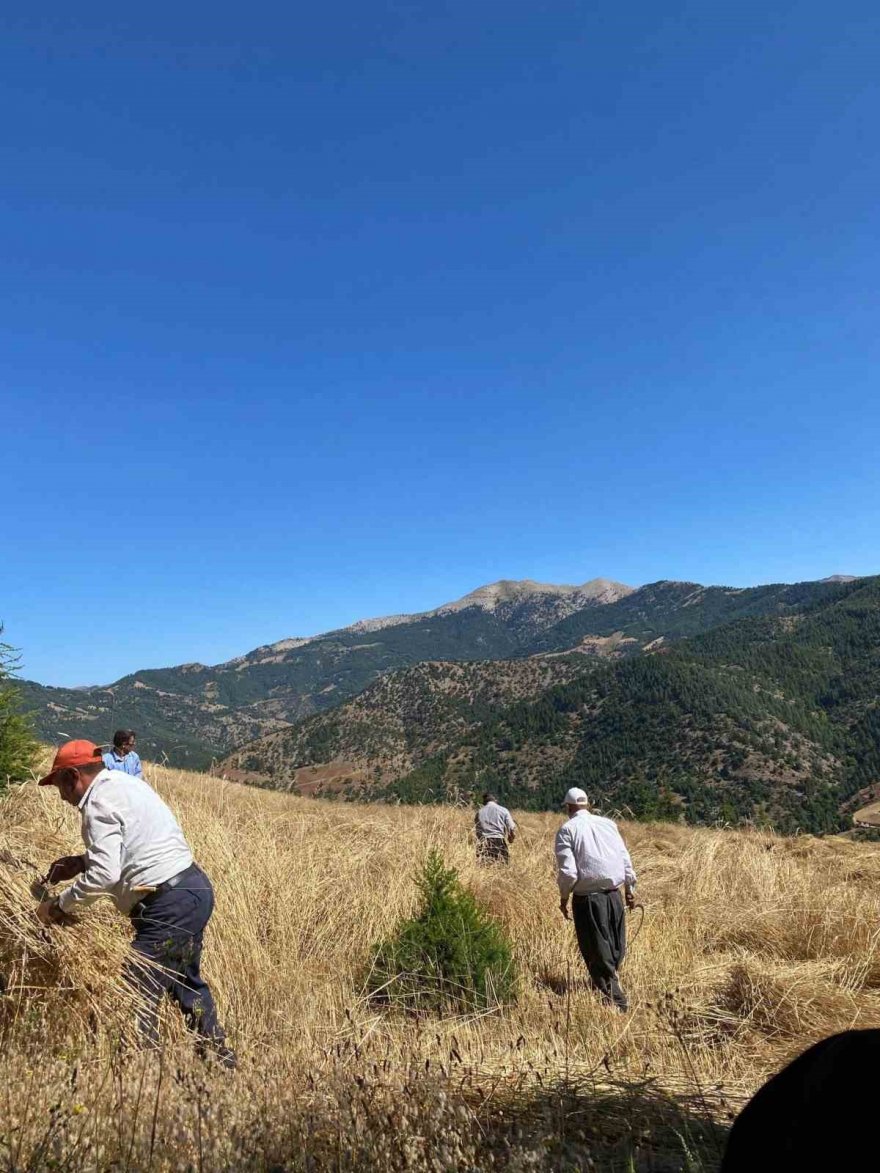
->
[224,577,634,645]
[16,575,631,764]
[225,574,880,833]
[14,573,867,771]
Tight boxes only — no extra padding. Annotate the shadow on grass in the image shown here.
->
[534,968,595,996]
[474,1079,731,1172]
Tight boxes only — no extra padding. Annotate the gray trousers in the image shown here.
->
[476,836,509,864]
[572,889,628,1011]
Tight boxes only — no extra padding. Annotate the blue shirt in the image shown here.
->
[102,749,143,777]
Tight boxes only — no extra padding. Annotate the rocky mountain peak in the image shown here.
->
[435,577,633,615]
[346,577,632,634]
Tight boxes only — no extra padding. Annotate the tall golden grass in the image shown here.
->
[3,761,880,1169]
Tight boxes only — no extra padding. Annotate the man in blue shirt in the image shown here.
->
[103,729,144,777]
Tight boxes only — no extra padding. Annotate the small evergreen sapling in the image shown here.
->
[366,849,517,1012]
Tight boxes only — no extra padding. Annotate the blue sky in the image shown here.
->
[3,2,879,686]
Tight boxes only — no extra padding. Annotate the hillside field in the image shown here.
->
[3,762,880,1170]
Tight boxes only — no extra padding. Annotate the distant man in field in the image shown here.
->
[475,792,516,863]
[102,729,144,777]
[35,739,235,1067]
[555,787,637,1012]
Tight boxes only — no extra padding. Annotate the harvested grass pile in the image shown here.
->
[3,764,880,1170]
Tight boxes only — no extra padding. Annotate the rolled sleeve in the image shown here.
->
[58,801,123,912]
[554,829,578,898]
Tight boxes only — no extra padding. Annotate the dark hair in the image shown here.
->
[482,792,496,804]
[113,729,136,748]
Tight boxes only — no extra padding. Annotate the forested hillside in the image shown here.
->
[228,576,880,833]
[18,575,856,768]
[529,577,855,652]
[16,578,629,766]
[222,657,585,790]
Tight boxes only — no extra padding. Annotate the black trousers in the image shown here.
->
[477,837,509,864]
[125,864,227,1045]
[572,889,628,1010]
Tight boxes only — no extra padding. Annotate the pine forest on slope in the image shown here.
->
[224,575,880,834]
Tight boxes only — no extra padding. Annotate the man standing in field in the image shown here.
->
[555,787,637,1012]
[35,739,235,1066]
[475,792,517,863]
[102,729,144,777]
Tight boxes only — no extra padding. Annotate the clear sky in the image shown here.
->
[3,2,879,686]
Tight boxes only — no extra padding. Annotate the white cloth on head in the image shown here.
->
[475,801,516,840]
[57,769,194,915]
[554,810,636,898]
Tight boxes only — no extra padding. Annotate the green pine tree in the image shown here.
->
[0,630,38,789]
[366,850,517,1013]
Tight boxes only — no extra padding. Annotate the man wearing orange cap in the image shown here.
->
[37,740,235,1067]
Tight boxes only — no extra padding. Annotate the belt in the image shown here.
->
[573,887,620,899]
[130,865,196,914]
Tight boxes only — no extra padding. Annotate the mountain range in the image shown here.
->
[18,577,631,766]
[222,574,880,834]
[17,573,869,785]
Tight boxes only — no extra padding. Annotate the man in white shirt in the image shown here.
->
[554,787,637,1012]
[35,739,235,1066]
[475,792,517,864]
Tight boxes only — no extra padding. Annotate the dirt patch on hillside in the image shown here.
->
[222,760,369,795]
[853,800,880,828]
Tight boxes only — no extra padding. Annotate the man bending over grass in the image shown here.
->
[36,739,236,1067]
[555,787,637,1012]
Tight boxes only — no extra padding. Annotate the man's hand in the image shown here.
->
[36,897,69,926]
[559,898,570,921]
[625,889,636,911]
[46,855,86,885]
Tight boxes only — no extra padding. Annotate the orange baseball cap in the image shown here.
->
[39,740,104,786]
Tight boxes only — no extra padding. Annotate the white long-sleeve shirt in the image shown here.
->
[554,810,637,898]
[475,801,516,840]
[58,769,193,915]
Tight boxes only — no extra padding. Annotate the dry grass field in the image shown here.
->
[4,762,880,1170]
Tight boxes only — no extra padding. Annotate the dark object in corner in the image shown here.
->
[722,1029,880,1172]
